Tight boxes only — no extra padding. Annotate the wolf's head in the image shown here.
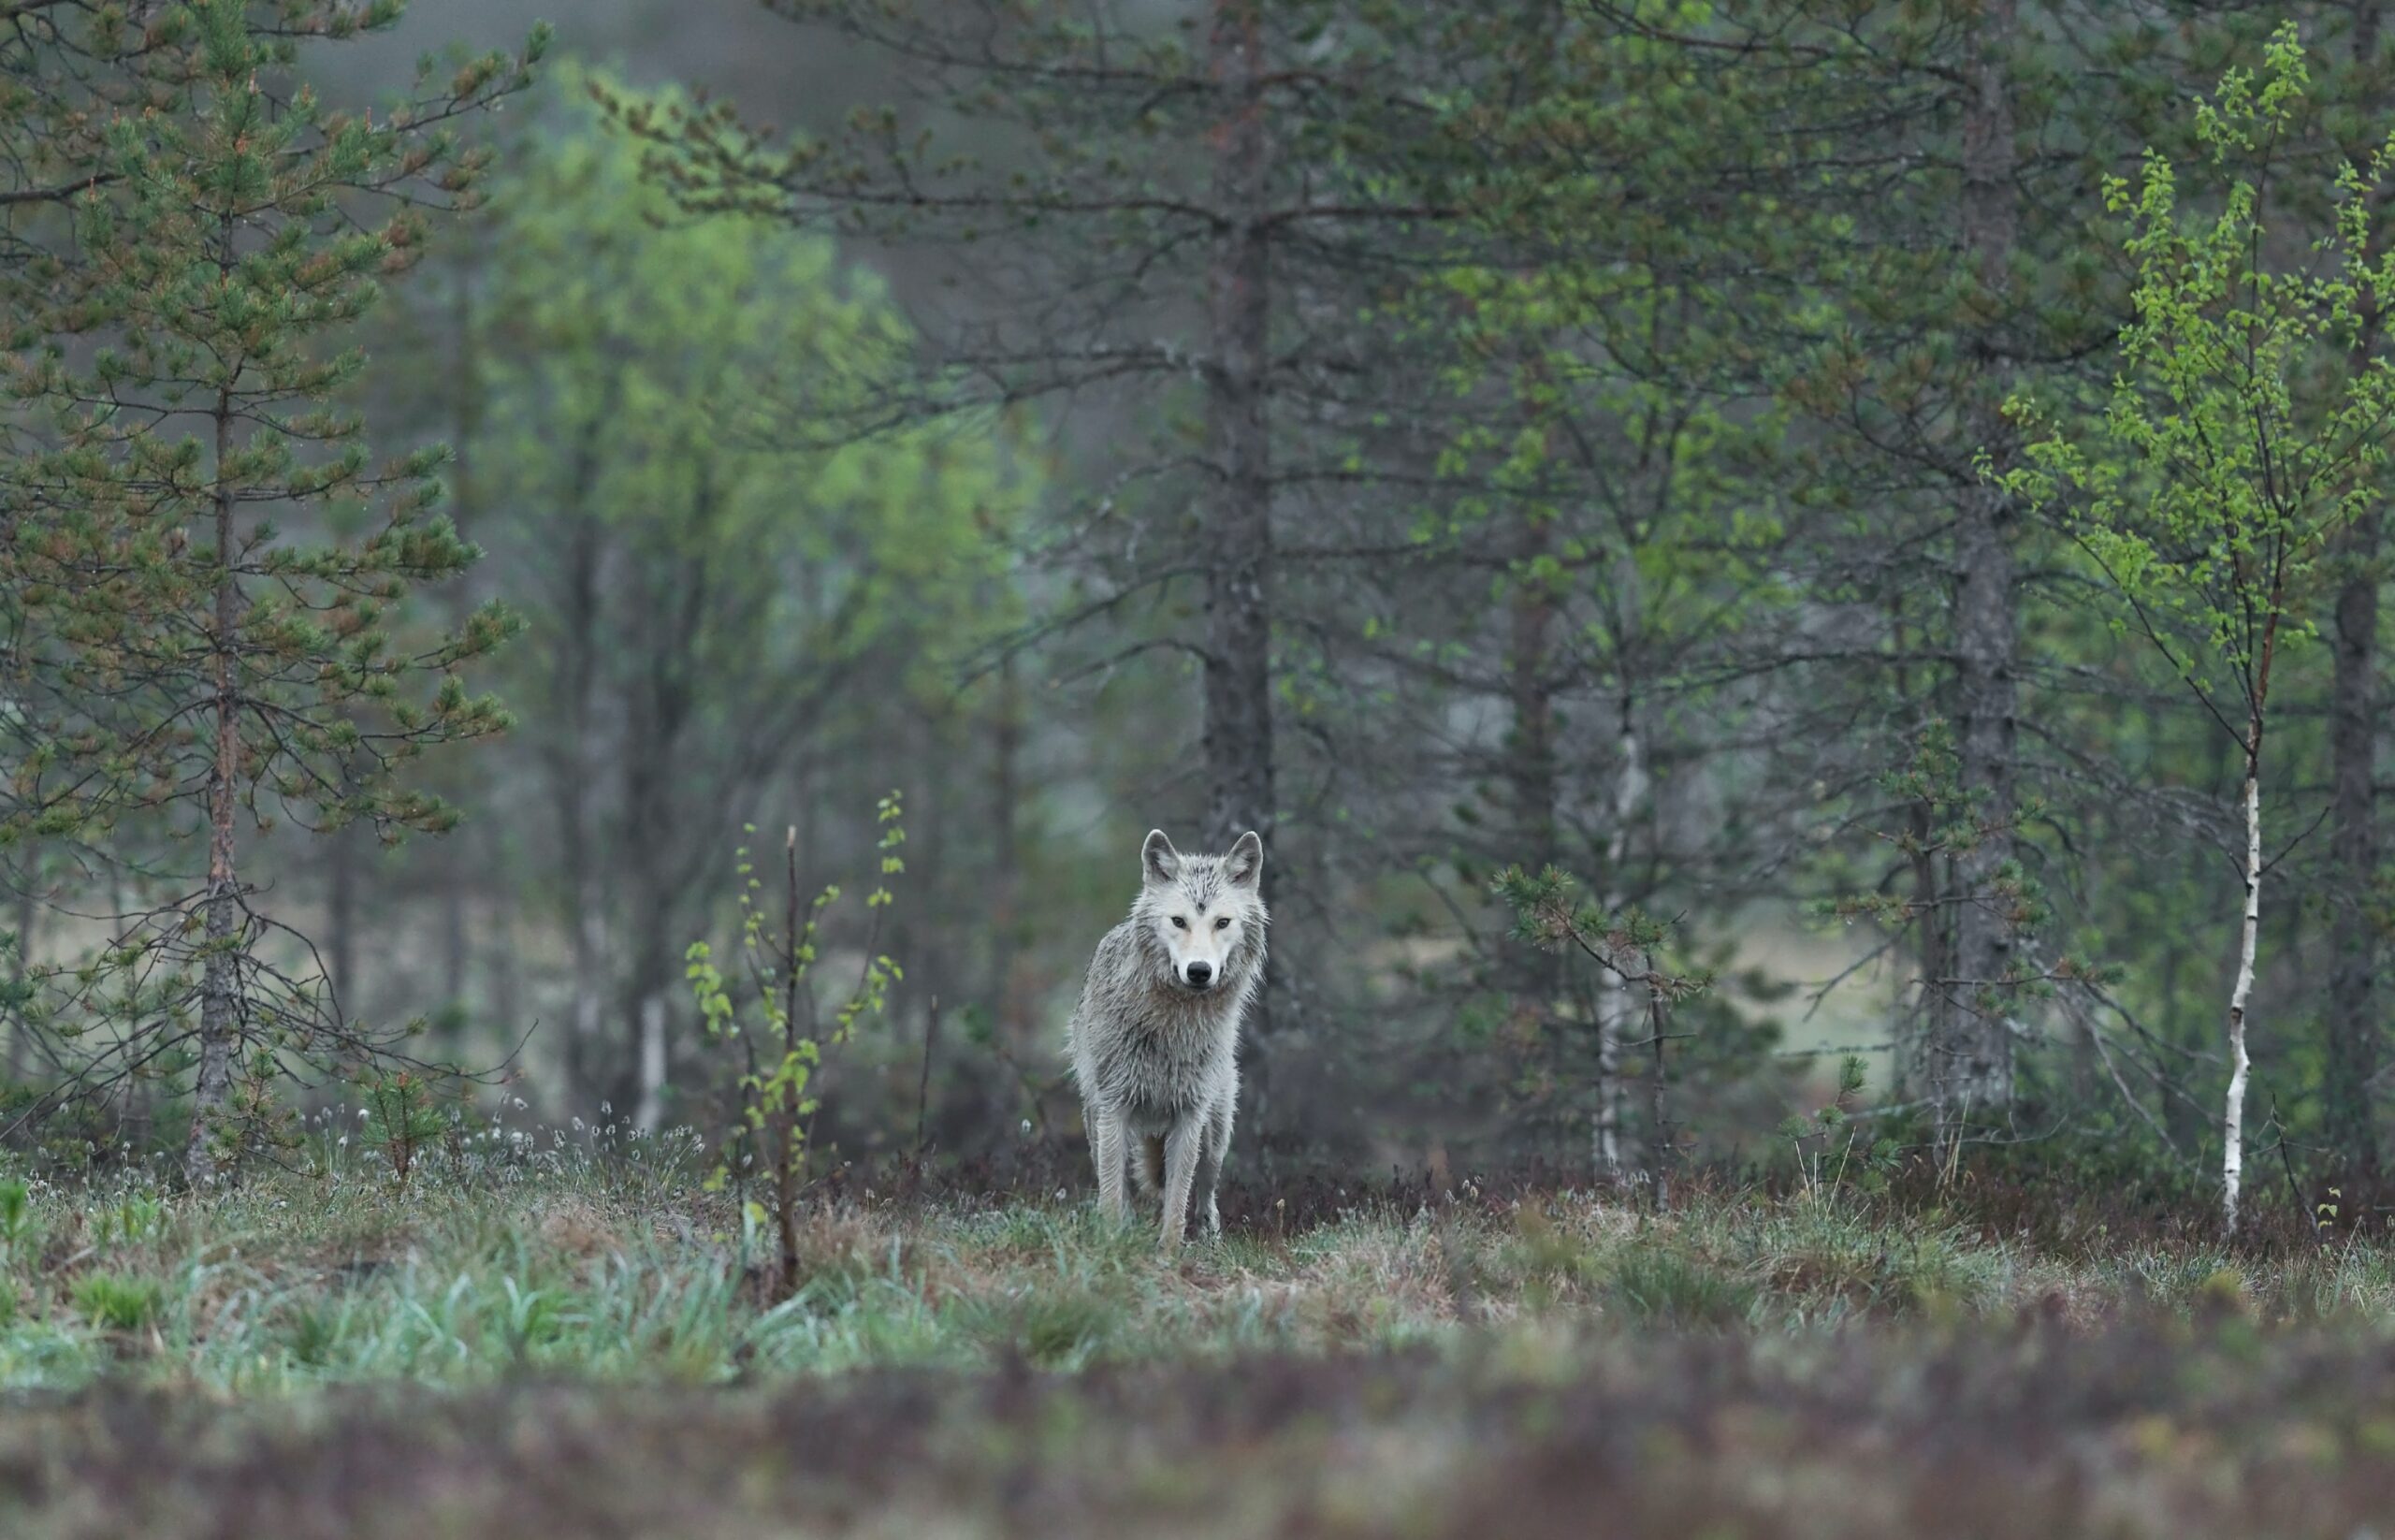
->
[1131,828,1267,995]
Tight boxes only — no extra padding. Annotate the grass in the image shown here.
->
[7,1130,2395,1534]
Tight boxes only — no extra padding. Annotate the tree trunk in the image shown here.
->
[1201,0,1275,856]
[568,905,606,1107]
[1592,1009,1623,1177]
[6,884,35,1082]
[616,915,671,1126]
[2224,748,2261,1238]
[1204,0,1280,1121]
[2326,0,2386,1185]
[487,898,524,1051]
[2224,598,2287,1239]
[1506,513,1560,995]
[633,992,667,1133]
[438,255,485,1031]
[440,890,469,1029]
[537,403,622,1107]
[1893,594,1948,1105]
[1504,510,1576,1162]
[1942,0,2023,1140]
[187,385,242,1184]
[327,820,358,1015]
[990,655,1033,1068]
[1594,695,1646,1179]
[614,534,704,1123]
[2329,516,2382,1184]
[889,706,945,1145]
[556,507,606,1108]
[618,726,673,1124]
[1645,977,1671,1213]
[1905,794,1946,1103]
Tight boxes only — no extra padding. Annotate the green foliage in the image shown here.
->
[0,1179,35,1271]
[91,1193,166,1251]
[70,1272,162,1332]
[481,67,1030,708]
[1495,865,1712,1008]
[1779,1055,1902,1196]
[1608,1250,1758,1331]
[356,1069,455,1187]
[687,795,906,1296]
[2004,25,2395,719]
[965,1287,1124,1370]
[7,0,2394,1220]
[1863,720,2048,931]
[1822,718,2110,1026]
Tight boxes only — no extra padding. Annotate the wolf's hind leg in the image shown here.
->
[1136,1133,1165,1196]
[1089,1104,1130,1226]
[1189,1098,1232,1240]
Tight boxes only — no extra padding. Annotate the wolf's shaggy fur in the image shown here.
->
[1067,829,1267,1250]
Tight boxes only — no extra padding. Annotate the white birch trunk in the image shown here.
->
[634,993,667,1133]
[2222,764,2260,1236]
[1592,981,1623,1174]
[1594,704,1648,1177]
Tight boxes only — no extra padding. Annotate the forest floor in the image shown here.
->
[5,1130,2395,1537]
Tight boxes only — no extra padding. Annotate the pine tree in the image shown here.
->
[1,0,545,1179]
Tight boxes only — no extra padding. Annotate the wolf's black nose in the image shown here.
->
[1185,961,1212,986]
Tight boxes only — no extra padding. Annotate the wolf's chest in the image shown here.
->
[1124,1012,1227,1071]
[1099,1003,1233,1108]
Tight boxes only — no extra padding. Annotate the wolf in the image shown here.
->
[1067,828,1267,1252]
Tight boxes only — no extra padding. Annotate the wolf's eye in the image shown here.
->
[1214,917,1231,931]
[1170,916,1188,929]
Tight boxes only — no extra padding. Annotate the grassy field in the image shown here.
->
[6,1128,2395,1536]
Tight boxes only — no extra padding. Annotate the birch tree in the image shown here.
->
[2004,26,2395,1234]
[468,77,1025,1120]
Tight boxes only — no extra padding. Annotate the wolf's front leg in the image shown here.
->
[1157,1118,1204,1254]
[1089,1104,1130,1226]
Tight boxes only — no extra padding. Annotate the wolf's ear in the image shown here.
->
[1225,830,1264,888]
[1141,829,1181,886]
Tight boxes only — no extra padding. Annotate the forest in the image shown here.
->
[11,3,2395,1537]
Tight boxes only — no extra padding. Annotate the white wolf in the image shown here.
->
[1067,828,1267,1251]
